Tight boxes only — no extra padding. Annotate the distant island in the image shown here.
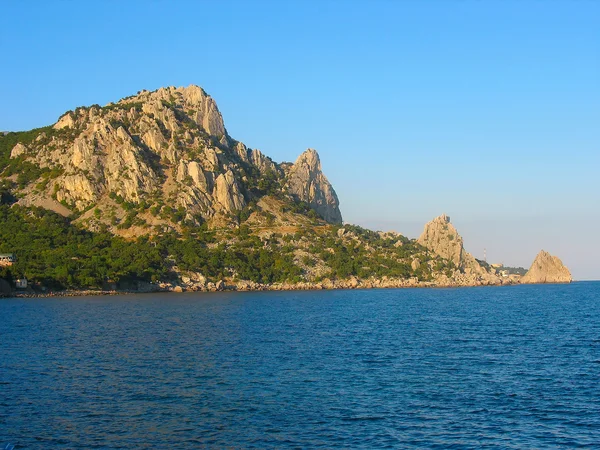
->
[0,85,571,296]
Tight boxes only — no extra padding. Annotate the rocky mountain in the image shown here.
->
[417,214,500,284]
[521,250,572,284]
[0,85,575,293]
[418,214,464,266]
[0,85,342,234]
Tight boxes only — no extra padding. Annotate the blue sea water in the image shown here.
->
[1,282,600,448]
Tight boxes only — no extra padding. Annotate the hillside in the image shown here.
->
[0,85,567,293]
[0,85,340,235]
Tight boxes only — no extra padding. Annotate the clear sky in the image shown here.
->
[1,1,599,279]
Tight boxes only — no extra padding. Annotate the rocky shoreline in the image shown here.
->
[3,246,573,299]
[4,275,530,299]
[0,85,575,301]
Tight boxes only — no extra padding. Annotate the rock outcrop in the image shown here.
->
[286,149,342,224]
[2,85,342,231]
[249,149,278,175]
[418,214,464,266]
[10,143,28,158]
[521,250,572,284]
[4,86,575,293]
[418,214,500,283]
[213,170,245,213]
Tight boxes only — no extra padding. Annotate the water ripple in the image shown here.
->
[1,282,599,448]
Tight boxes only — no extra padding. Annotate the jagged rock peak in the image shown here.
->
[521,250,572,284]
[132,85,226,137]
[417,214,499,283]
[56,84,226,138]
[417,214,464,267]
[4,85,347,233]
[250,149,277,175]
[7,84,237,217]
[286,148,342,224]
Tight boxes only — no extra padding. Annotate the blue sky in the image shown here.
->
[1,1,599,279]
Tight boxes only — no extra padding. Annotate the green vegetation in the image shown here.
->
[162,232,303,284]
[494,265,527,276]
[0,127,51,173]
[0,93,455,292]
[0,203,439,291]
[0,127,70,188]
[0,205,167,289]
[303,224,448,281]
[103,101,143,113]
[0,180,16,204]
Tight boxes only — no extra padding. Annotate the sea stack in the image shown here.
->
[520,250,572,284]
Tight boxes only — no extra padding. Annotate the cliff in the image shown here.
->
[0,85,342,233]
[0,86,573,292]
[286,149,342,224]
[521,250,572,284]
[417,214,464,266]
[417,214,501,284]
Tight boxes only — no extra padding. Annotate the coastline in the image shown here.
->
[3,275,572,299]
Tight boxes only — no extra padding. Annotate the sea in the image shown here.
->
[1,282,599,448]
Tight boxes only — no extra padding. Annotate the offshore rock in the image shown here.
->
[521,250,572,284]
[286,148,342,224]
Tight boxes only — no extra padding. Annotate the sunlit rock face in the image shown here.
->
[521,250,572,284]
[6,85,343,230]
[418,214,500,282]
[286,148,342,224]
